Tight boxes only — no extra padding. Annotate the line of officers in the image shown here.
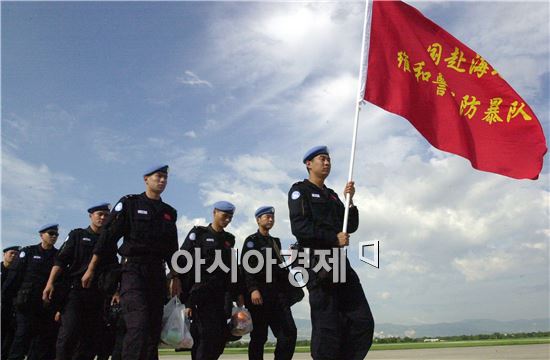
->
[1,145,375,360]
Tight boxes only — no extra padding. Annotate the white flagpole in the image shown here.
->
[343,0,373,233]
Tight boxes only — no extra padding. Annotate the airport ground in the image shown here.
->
[159,341,550,359]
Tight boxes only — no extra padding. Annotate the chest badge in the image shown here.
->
[33,255,42,260]
[206,238,215,243]
[137,210,148,215]
[312,193,321,198]
[82,237,91,242]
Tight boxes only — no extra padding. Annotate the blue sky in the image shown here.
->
[2,1,549,331]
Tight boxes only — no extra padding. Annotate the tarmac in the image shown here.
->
[161,343,550,359]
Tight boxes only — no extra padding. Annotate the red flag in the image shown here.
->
[362,0,547,179]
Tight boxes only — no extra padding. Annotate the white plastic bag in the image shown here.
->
[160,296,193,349]
[162,296,179,328]
[230,305,253,336]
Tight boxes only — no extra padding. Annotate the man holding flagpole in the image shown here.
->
[288,146,374,360]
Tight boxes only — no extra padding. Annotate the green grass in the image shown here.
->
[158,337,550,355]
[370,337,550,351]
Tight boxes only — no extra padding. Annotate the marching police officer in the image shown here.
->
[7,224,60,360]
[82,165,181,360]
[179,201,243,360]
[288,146,374,360]
[42,203,112,360]
[2,246,20,359]
[241,206,297,360]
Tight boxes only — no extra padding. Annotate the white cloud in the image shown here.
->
[184,131,197,138]
[177,70,213,88]
[453,252,516,282]
[176,215,208,247]
[1,151,84,245]
[92,129,131,163]
[384,250,430,276]
[521,242,548,251]
[170,148,208,183]
[222,155,294,187]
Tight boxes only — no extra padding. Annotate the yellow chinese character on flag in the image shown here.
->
[413,61,431,82]
[432,73,447,96]
[469,54,489,78]
[482,98,504,124]
[427,43,443,65]
[460,95,481,119]
[506,101,533,122]
[397,51,411,72]
[444,47,467,73]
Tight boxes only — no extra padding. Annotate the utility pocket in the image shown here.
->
[131,211,152,239]
[309,196,328,220]
[14,283,34,311]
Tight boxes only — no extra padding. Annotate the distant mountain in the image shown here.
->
[269,318,550,340]
[374,318,550,339]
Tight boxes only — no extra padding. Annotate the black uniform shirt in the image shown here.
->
[179,224,238,306]
[13,244,58,295]
[1,262,8,285]
[55,226,100,280]
[1,261,19,304]
[93,193,178,266]
[241,231,289,294]
[288,179,359,250]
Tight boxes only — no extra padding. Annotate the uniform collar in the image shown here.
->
[141,192,162,203]
[208,224,225,235]
[304,178,327,191]
[86,226,99,235]
[256,230,270,240]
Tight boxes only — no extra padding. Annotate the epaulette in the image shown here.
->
[68,228,88,237]
[162,202,177,214]
[291,180,306,188]
[224,232,236,244]
[191,225,209,237]
[16,245,33,262]
[19,245,32,253]
[123,194,140,200]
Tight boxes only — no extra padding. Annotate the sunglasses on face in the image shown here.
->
[46,231,59,236]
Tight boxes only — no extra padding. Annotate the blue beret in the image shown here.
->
[255,206,275,218]
[38,223,59,233]
[3,246,20,253]
[303,145,329,163]
[213,201,236,214]
[87,202,111,214]
[143,165,169,177]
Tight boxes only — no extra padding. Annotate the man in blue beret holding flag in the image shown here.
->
[42,203,112,360]
[288,145,374,360]
[178,201,243,360]
[7,224,60,360]
[241,206,297,360]
[82,165,181,360]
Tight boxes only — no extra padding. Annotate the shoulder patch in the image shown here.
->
[291,191,301,200]
[19,251,26,258]
[114,202,123,212]
[246,241,254,249]
[189,232,196,241]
